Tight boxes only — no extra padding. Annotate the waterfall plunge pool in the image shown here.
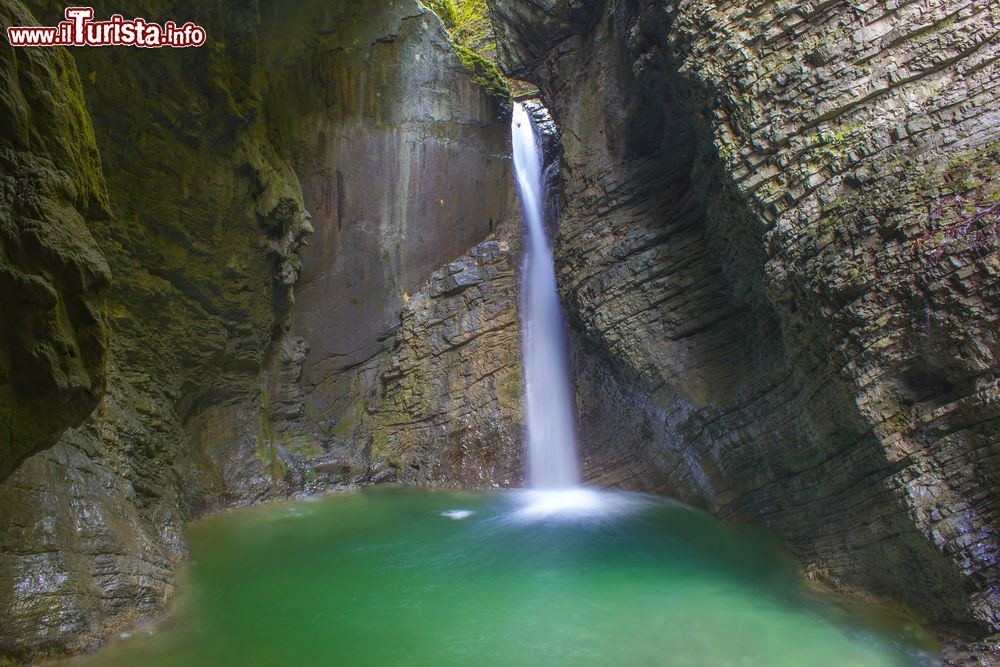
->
[52,486,938,667]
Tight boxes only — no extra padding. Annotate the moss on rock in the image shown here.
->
[0,0,112,482]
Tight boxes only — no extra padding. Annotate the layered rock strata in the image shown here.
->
[0,0,518,659]
[368,225,524,488]
[489,0,1000,655]
[262,3,520,487]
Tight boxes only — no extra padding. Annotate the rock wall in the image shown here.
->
[0,0,308,658]
[0,0,111,482]
[489,0,1000,656]
[0,0,519,660]
[261,2,520,487]
[368,222,523,487]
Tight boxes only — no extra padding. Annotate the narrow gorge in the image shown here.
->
[0,0,997,665]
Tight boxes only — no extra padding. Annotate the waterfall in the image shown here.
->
[511,102,581,490]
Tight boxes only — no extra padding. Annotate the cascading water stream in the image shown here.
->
[511,102,581,490]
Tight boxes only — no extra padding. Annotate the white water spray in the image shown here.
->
[511,102,581,490]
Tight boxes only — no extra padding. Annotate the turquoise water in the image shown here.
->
[56,487,938,667]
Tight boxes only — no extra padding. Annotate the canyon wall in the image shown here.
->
[489,0,999,657]
[0,0,111,482]
[367,226,524,487]
[259,2,523,488]
[7,0,997,661]
[0,0,519,660]
[0,0,308,657]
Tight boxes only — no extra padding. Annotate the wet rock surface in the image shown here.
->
[3,0,996,662]
[0,0,516,660]
[489,0,1000,658]
[368,224,524,488]
[1,0,308,657]
[0,0,111,482]
[261,2,519,489]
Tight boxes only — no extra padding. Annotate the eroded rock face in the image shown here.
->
[0,0,520,658]
[368,222,524,487]
[0,0,520,659]
[489,0,1000,653]
[0,0,307,657]
[0,0,111,482]
[262,2,519,485]
[489,0,601,76]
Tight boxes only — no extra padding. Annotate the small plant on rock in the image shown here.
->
[426,0,512,111]
[914,177,1000,264]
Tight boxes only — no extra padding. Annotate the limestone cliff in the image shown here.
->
[0,0,111,482]
[0,0,518,660]
[0,0,309,657]
[261,2,520,488]
[368,221,524,487]
[489,0,999,658]
[8,0,996,662]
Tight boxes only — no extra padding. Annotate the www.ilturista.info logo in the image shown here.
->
[6,7,206,48]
